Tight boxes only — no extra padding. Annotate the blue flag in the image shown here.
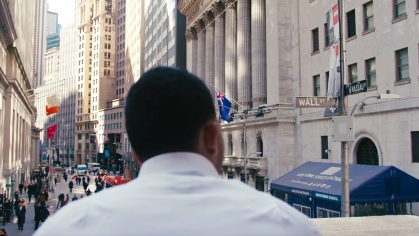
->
[216,90,232,122]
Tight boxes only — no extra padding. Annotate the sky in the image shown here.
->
[47,0,75,27]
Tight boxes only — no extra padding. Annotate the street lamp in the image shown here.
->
[350,94,402,116]
[341,93,401,217]
[244,152,262,184]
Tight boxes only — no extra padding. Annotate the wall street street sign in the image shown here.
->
[296,97,338,108]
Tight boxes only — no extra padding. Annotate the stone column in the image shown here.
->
[251,0,267,108]
[237,0,252,110]
[204,11,215,95]
[213,1,226,94]
[186,27,198,75]
[195,20,206,83]
[223,0,237,108]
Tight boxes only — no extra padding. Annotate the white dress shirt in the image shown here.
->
[35,152,320,236]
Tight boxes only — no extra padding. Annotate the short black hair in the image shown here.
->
[125,67,215,162]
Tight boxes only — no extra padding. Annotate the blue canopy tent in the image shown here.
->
[270,161,419,218]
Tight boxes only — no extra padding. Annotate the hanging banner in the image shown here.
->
[324,3,341,117]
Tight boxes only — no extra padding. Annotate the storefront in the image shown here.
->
[270,161,419,218]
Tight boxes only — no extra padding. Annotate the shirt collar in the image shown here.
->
[139,152,219,178]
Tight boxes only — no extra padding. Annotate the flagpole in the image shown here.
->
[338,0,350,217]
[210,84,246,110]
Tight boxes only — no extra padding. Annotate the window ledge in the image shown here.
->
[394,78,410,86]
[311,50,320,56]
[362,28,375,36]
[368,85,377,91]
[323,46,330,51]
[392,14,407,24]
[346,35,357,42]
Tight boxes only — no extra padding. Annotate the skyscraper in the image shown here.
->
[75,0,117,165]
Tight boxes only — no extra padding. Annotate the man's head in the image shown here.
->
[125,67,224,172]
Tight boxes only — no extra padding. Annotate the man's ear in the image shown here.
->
[132,149,143,167]
[202,120,220,155]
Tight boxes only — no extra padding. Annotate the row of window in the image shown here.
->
[77,143,96,150]
[313,48,409,96]
[100,122,123,131]
[312,1,413,53]
[319,131,419,163]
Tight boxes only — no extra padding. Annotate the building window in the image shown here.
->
[312,28,319,53]
[78,133,82,140]
[325,71,330,95]
[364,2,374,31]
[366,58,376,86]
[321,136,329,159]
[348,63,358,83]
[396,48,409,81]
[412,131,419,163]
[293,204,311,218]
[324,23,330,47]
[85,133,89,139]
[347,10,356,38]
[313,75,320,96]
[395,0,406,18]
[78,143,82,150]
[85,143,90,150]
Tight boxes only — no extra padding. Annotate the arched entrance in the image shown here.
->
[356,138,379,165]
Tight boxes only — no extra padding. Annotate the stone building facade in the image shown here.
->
[179,0,296,190]
[0,0,40,195]
[179,0,419,199]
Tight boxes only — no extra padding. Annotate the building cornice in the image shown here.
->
[0,0,17,49]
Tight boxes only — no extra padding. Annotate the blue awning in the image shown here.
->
[271,161,419,204]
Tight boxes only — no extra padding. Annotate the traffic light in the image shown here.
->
[90,135,96,143]
[115,133,120,143]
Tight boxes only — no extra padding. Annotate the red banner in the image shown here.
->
[46,105,59,116]
[47,123,58,139]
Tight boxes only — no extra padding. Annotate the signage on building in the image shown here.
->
[296,97,337,108]
[345,80,368,96]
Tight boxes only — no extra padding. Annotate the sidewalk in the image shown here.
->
[0,190,54,235]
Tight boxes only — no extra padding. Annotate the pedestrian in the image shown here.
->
[86,188,92,196]
[54,177,57,185]
[23,182,28,193]
[43,190,49,202]
[18,183,23,195]
[13,191,18,201]
[27,184,33,203]
[72,195,78,201]
[87,176,90,183]
[0,228,7,236]
[57,193,65,209]
[34,67,320,235]
[41,206,50,223]
[82,176,85,183]
[68,180,74,193]
[16,200,26,231]
[65,194,69,202]
[4,198,12,223]
[34,202,42,230]
[83,181,88,193]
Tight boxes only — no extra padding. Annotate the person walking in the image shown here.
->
[16,200,26,231]
[87,176,90,183]
[65,194,69,203]
[18,183,23,195]
[68,180,74,193]
[54,177,57,185]
[34,201,42,230]
[57,193,65,209]
[27,184,33,203]
[82,181,88,193]
[23,182,28,194]
[34,67,320,235]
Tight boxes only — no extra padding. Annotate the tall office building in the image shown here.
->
[46,32,60,51]
[75,0,118,165]
[144,0,186,71]
[46,11,59,36]
[34,0,48,87]
[57,20,78,166]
